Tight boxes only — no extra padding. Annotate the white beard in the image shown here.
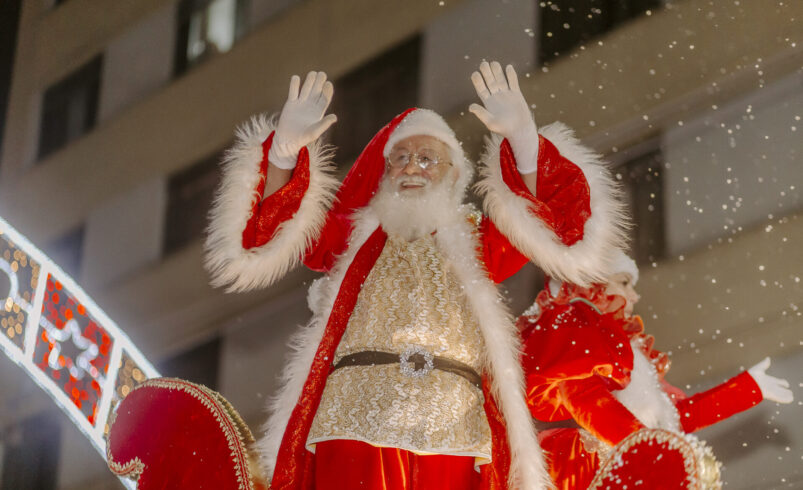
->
[368,174,464,241]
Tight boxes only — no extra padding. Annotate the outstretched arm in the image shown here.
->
[673,357,792,434]
[204,72,341,292]
[470,61,628,286]
[748,357,794,403]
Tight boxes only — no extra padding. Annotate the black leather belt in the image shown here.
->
[332,350,482,390]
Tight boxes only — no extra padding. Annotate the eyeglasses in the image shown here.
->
[386,148,451,170]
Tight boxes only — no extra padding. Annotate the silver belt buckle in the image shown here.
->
[399,345,434,378]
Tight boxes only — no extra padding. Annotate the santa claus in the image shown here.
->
[205,61,626,489]
[519,252,793,489]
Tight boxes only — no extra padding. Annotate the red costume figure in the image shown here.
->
[204,62,626,489]
[519,253,793,489]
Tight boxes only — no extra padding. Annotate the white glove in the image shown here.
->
[469,61,539,174]
[269,71,337,169]
[748,357,793,404]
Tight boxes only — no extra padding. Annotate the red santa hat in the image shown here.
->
[318,108,471,237]
[611,250,639,285]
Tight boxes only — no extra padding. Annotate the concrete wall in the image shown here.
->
[663,72,803,255]
[56,413,109,490]
[81,178,167,289]
[420,0,537,114]
[217,288,310,427]
[696,352,803,489]
[248,0,303,28]
[98,3,176,123]
[0,0,474,244]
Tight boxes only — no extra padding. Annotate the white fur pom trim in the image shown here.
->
[436,217,550,489]
[204,114,339,292]
[476,122,629,286]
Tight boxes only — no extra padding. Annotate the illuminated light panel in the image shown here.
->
[0,235,40,350]
[33,275,113,425]
[0,217,160,489]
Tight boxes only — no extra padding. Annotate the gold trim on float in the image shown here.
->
[106,377,266,490]
[588,428,721,490]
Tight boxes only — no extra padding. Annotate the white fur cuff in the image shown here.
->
[204,114,339,292]
[476,122,628,286]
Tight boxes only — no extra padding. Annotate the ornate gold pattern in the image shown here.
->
[309,235,491,460]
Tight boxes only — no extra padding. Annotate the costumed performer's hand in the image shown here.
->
[748,357,793,404]
[269,71,337,169]
[469,61,539,173]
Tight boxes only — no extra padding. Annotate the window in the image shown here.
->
[163,152,222,254]
[538,0,661,63]
[0,0,22,161]
[43,226,85,280]
[0,413,60,489]
[38,56,102,160]
[159,337,221,390]
[618,148,666,264]
[330,36,421,163]
[174,0,247,76]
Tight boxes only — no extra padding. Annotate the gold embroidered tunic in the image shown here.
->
[307,234,492,462]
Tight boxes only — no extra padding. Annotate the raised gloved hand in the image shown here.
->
[748,357,793,404]
[469,61,539,174]
[269,71,337,169]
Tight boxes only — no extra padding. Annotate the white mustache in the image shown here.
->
[397,175,429,187]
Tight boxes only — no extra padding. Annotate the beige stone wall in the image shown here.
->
[0,1,801,488]
[5,1,802,245]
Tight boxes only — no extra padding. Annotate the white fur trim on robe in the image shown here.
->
[254,212,380,479]
[436,215,550,489]
[204,114,339,292]
[476,122,628,286]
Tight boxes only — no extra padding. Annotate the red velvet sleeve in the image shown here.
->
[499,136,591,246]
[479,216,529,283]
[523,302,647,446]
[302,213,351,273]
[479,136,593,281]
[241,132,347,273]
[241,132,309,250]
[674,371,763,434]
[559,377,646,446]
[523,303,636,424]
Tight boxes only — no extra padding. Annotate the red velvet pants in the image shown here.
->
[314,440,482,490]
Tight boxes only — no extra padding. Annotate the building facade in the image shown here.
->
[0,0,800,488]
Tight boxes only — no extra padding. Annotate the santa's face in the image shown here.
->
[604,272,640,316]
[385,135,456,194]
[371,135,462,241]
